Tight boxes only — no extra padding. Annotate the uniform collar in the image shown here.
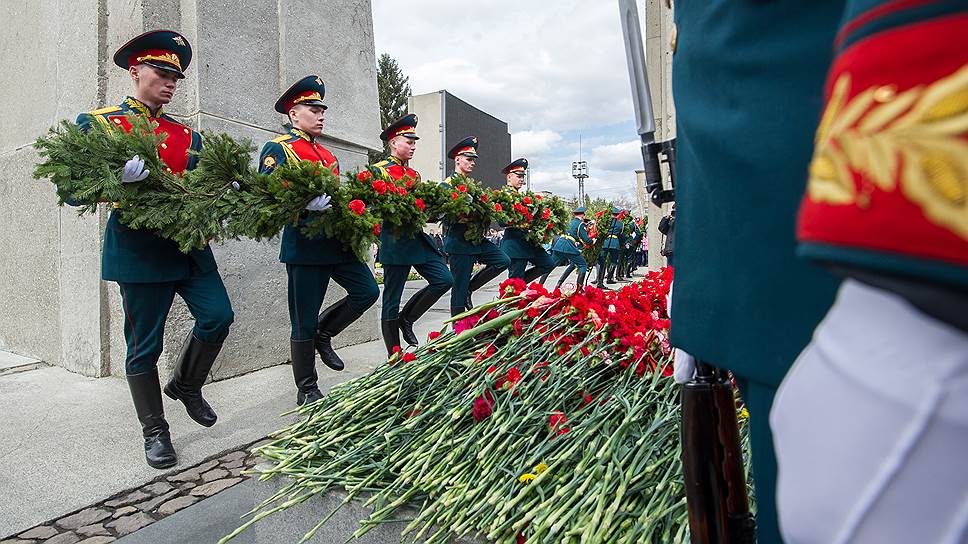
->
[124,96,164,118]
[387,155,406,166]
[289,127,316,142]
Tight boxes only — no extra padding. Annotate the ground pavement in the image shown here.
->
[0,269,634,543]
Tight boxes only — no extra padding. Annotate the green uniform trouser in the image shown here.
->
[507,251,555,280]
[286,262,379,341]
[381,260,453,320]
[735,377,782,544]
[118,268,234,374]
[448,243,511,315]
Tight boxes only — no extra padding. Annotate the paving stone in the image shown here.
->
[200,468,229,482]
[164,469,199,483]
[110,507,137,519]
[189,477,243,498]
[192,460,219,473]
[55,508,111,530]
[1,539,36,544]
[75,524,108,538]
[133,490,179,513]
[227,466,244,478]
[105,513,154,537]
[18,526,58,539]
[142,482,173,496]
[103,490,151,508]
[42,533,79,544]
[222,458,244,469]
[76,538,115,544]
[219,450,247,463]
[156,495,199,517]
[176,481,197,491]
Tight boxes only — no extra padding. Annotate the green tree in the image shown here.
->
[370,53,412,163]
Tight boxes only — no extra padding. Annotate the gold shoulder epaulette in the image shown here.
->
[88,106,122,116]
[271,134,294,144]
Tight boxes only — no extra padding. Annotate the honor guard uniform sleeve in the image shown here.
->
[259,141,287,175]
[579,222,593,246]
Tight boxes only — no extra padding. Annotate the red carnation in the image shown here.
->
[522,196,532,205]
[402,352,417,363]
[457,184,467,192]
[542,208,551,220]
[405,180,415,188]
[392,345,401,354]
[427,330,441,341]
[548,411,570,436]
[372,223,381,236]
[397,186,408,196]
[348,199,366,215]
[535,194,543,200]
[357,170,373,182]
[415,198,426,211]
[494,203,503,212]
[480,193,488,202]
[387,184,398,194]
[371,180,387,194]
[472,390,495,422]
[452,192,460,200]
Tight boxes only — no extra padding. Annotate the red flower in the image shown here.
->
[415,198,426,211]
[454,314,481,334]
[392,345,402,354]
[348,199,366,215]
[406,408,421,418]
[542,208,551,220]
[427,330,441,341]
[500,277,527,296]
[493,203,503,212]
[357,170,373,182]
[457,184,467,192]
[516,533,526,544]
[371,179,387,194]
[452,192,460,200]
[548,411,570,436]
[386,184,398,194]
[595,209,605,218]
[522,196,532,205]
[480,193,488,202]
[405,180,415,188]
[402,352,417,363]
[472,390,495,422]
[282,179,290,189]
[535,194,543,200]
[372,223,381,236]
[397,186,408,196]
[486,365,498,374]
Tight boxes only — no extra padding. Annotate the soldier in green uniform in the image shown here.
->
[593,208,622,288]
[258,75,379,406]
[499,158,555,281]
[441,136,510,316]
[73,30,235,469]
[670,2,844,540]
[372,114,453,353]
[539,206,593,290]
[623,217,642,278]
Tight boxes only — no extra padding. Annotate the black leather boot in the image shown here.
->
[314,297,362,371]
[594,264,609,289]
[466,265,505,310]
[291,339,323,406]
[382,319,401,356]
[522,266,547,283]
[127,370,177,469]
[399,286,441,346]
[576,270,587,290]
[164,332,221,427]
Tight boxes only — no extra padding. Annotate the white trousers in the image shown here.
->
[771,279,968,544]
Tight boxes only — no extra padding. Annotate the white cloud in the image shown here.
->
[511,130,563,157]
[589,140,642,173]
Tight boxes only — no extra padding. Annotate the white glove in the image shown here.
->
[305,194,332,212]
[666,279,697,384]
[230,181,241,191]
[121,155,149,183]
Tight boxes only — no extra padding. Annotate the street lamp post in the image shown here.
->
[572,160,588,204]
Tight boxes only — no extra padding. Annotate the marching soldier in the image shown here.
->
[441,136,510,316]
[499,158,555,281]
[540,206,593,290]
[594,207,622,288]
[624,216,642,277]
[372,114,453,353]
[74,30,235,468]
[258,75,379,406]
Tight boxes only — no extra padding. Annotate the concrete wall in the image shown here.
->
[443,91,511,189]
[641,0,675,271]
[1,0,382,380]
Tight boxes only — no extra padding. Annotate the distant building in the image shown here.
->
[408,91,511,188]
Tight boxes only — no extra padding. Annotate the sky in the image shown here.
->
[371,0,645,202]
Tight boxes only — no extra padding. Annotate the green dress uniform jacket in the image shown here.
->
[258,128,358,265]
[601,218,623,250]
[551,218,593,255]
[76,97,217,283]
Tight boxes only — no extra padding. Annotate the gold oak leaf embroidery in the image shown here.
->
[807,64,968,240]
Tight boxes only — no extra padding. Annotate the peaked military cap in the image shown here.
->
[114,30,192,79]
[574,206,587,214]
[502,158,529,175]
[448,136,479,159]
[611,207,621,214]
[275,75,328,114]
[380,113,419,141]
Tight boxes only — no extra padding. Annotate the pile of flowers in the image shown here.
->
[222,269,747,544]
